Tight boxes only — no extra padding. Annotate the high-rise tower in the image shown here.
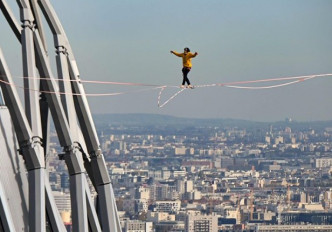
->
[0,0,120,231]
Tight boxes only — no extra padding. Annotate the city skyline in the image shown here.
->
[66,116,332,231]
[1,0,332,121]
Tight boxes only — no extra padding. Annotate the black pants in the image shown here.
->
[182,67,191,85]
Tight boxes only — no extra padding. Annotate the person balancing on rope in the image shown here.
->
[170,47,198,89]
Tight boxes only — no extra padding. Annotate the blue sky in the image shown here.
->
[1,0,332,121]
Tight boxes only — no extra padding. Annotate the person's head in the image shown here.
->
[184,47,190,53]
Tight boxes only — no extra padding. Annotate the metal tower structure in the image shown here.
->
[0,0,121,231]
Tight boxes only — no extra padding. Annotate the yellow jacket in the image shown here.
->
[172,51,197,68]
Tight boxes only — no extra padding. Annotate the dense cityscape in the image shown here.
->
[48,114,332,232]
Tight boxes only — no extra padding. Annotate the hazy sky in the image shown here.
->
[1,0,332,121]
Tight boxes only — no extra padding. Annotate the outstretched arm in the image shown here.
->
[192,52,198,57]
[170,51,183,57]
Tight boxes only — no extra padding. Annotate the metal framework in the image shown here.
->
[0,0,121,231]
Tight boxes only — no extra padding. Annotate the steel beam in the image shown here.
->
[69,58,121,231]
[34,31,72,147]
[40,93,50,158]
[0,49,66,232]
[69,173,88,232]
[56,43,103,232]
[97,182,122,232]
[86,187,102,232]
[20,1,42,136]
[0,3,68,229]
[18,0,46,230]
[0,181,16,232]
[34,31,101,231]
[36,0,118,230]
[0,0,21,41]
[0,48,46,231]
[1,0,121,230]
[45,176,67,232]
[29,168,46,232]
[0,88,4,106]
[29,0,48,50]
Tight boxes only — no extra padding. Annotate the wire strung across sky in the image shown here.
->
[0,73,331,108]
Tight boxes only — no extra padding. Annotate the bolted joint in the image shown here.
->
[18,139,30,156]
[58,145,73,161]
[31,136,43,146]
[59,145,71,159]
[58,145,72,161]
[21,19,35,30]
[55,45,68,55]
[17,139,29,156]
[72,141,82,150]
[63,144,73,153]
[20,8,34,26]
[54,36,67,53]
[89,149,102,159]
[62,145,85,176]
[19,138,44,171]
